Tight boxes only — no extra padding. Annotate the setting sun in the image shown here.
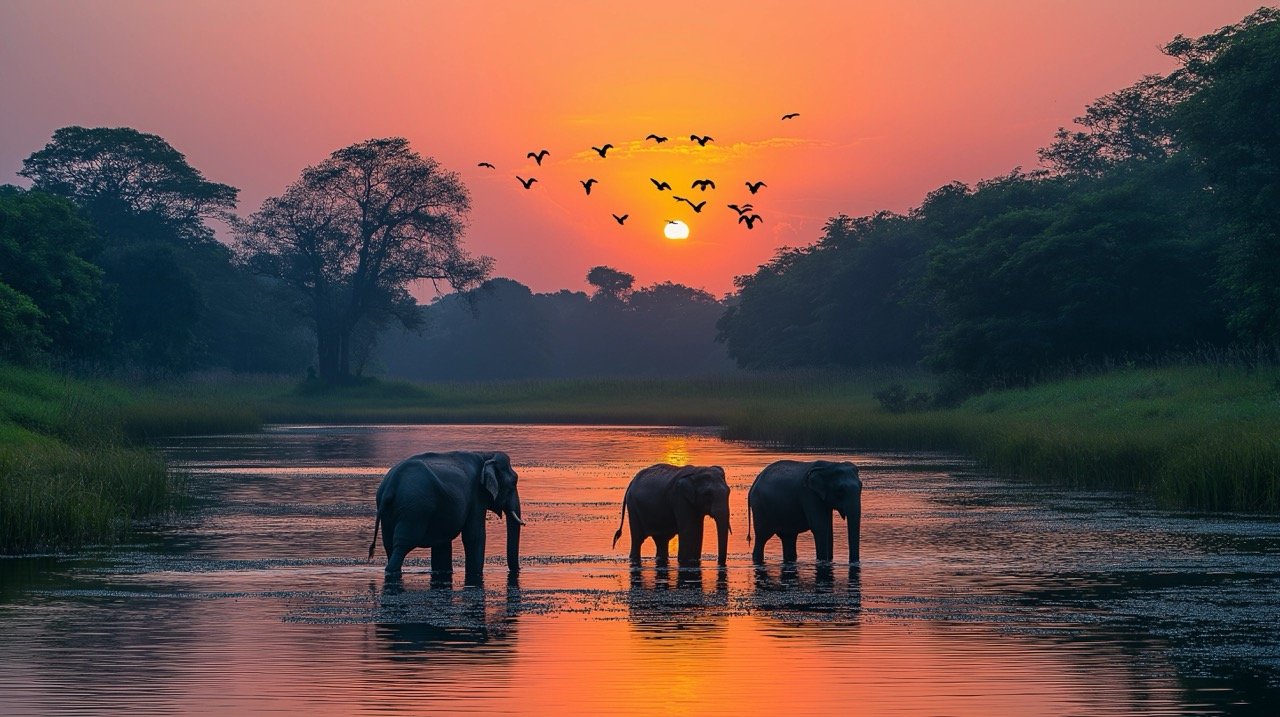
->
[664,220,689,240]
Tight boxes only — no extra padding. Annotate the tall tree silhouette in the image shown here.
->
[586,265,635,304]
[237,137,490,382]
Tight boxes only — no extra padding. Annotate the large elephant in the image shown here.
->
[368,451,524,585]
[612,463,731,567]
[747,459,861,565]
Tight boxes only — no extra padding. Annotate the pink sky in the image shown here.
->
[0,1,1266,296]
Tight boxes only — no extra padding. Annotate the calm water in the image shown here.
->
[2,425,1278,716]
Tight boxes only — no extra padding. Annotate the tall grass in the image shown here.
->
[0,366,196,553]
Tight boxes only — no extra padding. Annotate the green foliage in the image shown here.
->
[0,365,181,552]
[1174,16,1280,342]
[19,126,237,246]
[0,186,108,363]
[719,9,1278,385]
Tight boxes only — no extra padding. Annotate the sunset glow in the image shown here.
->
[0,0,1263,296]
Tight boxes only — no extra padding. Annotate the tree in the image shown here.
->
[0,186,108,362]
[19,126,237,246]
[17,126,257,371]
[1173,14,1280,342]
[586,265,634,303]
[237,138,490,382]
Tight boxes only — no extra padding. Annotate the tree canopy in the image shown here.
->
[237,137,490,382]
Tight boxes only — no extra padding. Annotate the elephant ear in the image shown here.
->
[674,467,698,505]
[804,465,830,502]
[482,459,500,503]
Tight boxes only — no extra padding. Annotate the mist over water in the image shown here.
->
[1,425,1277,715]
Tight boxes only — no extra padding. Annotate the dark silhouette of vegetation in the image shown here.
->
[377,272,733,381]
[236,138,491,383]
[13,126,310,372]
[718,9,1279,390]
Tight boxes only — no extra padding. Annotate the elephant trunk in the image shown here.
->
[845,493,862,564]
[714,510,730,567]
[506,494,522,573]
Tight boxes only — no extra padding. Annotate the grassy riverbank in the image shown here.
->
[3,363,1276,553]
[0,366,190,553]
[122,364,1280,512]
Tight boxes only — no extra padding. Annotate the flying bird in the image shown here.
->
[650,178,672,191]
[527,149,550,165]
[645,134,668,143]
[690,134,714,146]
[691,179,716,191]
[517,176,538,189]
[781,112,800,120]
[674,196,706,213]
[580,178,598,195]
[745,181,767,194]
[739,213,763,229]
[727,203,753,215]
[612,213,629,225]
[592,144,614,158]
[477,162,496,169]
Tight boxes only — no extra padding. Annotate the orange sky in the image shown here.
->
[0,1,1267,296]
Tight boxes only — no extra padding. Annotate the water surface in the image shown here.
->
[1,424,1277,715]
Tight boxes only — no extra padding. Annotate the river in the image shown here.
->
[1,424,1277,715]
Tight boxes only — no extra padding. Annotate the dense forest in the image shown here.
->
[718,9,1280,392]
[1,9,1276,388]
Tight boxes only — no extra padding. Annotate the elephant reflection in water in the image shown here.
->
[373,578,521,660]
[626,564,728,638]
[612,463,731,567]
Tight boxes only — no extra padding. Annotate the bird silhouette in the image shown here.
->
[517,176,538,189]
[527,149,550,165]
[727,203,754,215]
[592,144,614,158]
[674,196,706,213]
[781,113,800,120]
[691,179,716,191]
[612,213,629,225]
[580,178,598,195]
[745,181,767,194]
[690,135,714,146]
[477,162,496,169]
[650,178,672,191]
[645,134,668,143]
[739,214,763,229]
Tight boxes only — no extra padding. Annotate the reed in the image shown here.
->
[0,366,185,552]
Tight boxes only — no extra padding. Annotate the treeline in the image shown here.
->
[717,9,1280,392]
[377,268,734,380]
[1,128,310,373]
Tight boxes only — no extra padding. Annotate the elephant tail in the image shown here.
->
[611,487,629,549]
[367,511,381,562]
[746,498,753,544]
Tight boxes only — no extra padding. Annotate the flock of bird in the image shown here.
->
[475,112,802,233]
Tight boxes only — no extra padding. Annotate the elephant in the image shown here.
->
[611,463,731,567]
[368,451,524,585]
[747,459,862,565]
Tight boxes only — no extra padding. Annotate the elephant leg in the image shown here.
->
[385,544,409,576]
[461,520,487,587]
[431,542,453,577]
[752,532,770,565]
[813,513,835,562]
[629,519,646,564]
[781,534,799,563]
[654,535,671,566]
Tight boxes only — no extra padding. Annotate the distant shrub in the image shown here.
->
[873,384,933,413]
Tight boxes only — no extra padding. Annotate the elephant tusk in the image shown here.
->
[509,511,527,526]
